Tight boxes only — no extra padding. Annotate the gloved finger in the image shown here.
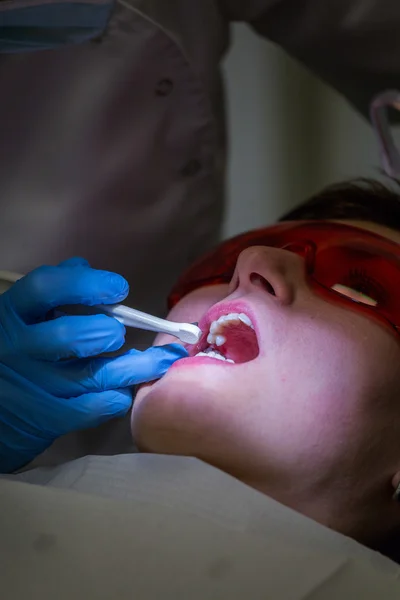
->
[7,264,129,322]
[84,343,189,390]
[20,314,126,360]
[6,344,188,399]
[67,388,133,431]
[57,257,90,268]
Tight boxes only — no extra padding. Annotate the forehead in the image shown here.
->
[336,219,400,245]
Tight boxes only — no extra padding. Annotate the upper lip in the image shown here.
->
[191,300,260,355]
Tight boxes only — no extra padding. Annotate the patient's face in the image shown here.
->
[132,221,400,519]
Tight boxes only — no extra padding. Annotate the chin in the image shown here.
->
[131,363,235,456]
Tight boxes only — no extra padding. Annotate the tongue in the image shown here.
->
[216,323,259,364]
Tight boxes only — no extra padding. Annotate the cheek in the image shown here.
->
[266,314,396,443]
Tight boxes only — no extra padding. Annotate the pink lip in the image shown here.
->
[188,299,260,357]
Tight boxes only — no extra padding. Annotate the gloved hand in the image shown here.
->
[0,257,188,473]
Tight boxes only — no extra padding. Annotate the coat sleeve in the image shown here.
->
[218,0,400,122]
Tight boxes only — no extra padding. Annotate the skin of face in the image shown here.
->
[131,220,400,542]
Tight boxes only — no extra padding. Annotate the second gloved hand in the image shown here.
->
[0,258,188,474]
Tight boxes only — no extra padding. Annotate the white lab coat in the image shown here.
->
[0,0,399,465]
[1,0,400,314]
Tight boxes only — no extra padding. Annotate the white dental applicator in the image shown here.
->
[0,272,202,344]
[98,303,202,345]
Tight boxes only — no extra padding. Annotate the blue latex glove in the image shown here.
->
[0,257,188,473]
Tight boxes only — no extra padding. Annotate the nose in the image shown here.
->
[229,245,304,305]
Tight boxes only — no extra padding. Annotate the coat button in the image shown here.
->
[181,159,202,177]
[155,78,174,96]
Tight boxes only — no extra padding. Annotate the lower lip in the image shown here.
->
[170,355,235,370]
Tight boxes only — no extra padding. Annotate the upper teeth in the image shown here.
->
[206,312,254,346]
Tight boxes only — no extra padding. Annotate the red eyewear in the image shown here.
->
[168,221,400,338]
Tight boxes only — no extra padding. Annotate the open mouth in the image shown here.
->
[193,310,260,365]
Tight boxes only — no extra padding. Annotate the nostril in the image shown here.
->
[250,272,276,295]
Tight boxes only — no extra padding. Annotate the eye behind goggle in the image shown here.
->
[330,283,378,307]
[312,245,393,310]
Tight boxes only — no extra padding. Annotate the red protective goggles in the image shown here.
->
[168,221,400,337]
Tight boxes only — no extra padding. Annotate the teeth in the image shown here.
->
[215,335,226,346]
[195,350,234,363]
[199,312,254,364]
[211,353,225,361]
[207,311,254,340]
[207,332,227,346]
[210,321,219,334]
[238,313,253,327]
[219,315,230,324]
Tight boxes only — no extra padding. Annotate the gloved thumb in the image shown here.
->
[91,343,189,388]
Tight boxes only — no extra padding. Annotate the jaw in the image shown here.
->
[133,349,266,441]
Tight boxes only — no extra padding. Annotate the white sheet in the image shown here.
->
[1,454,399,599]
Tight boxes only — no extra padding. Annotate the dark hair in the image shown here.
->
[279,179,400,232]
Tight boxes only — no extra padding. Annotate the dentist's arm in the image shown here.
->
[221,0,400,121]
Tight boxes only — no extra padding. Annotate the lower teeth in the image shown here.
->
[195,349,234,363]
